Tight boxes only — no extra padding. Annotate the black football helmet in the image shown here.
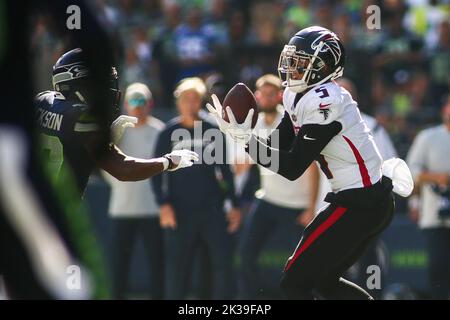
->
[52,48,121,115]
[278,26,345,93]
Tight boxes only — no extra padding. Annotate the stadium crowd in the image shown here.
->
[28,0,450,299]
[31,0,450,158]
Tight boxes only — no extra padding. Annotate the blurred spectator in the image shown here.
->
[152,1,182,107]
[249,2,282,46]
[404,0,450,49]
[173,6,217,80]
[103,83,165,299]
[222,10,251,84]
[30,15,64,93]
[142,0,163,21]
[204,0,230,46]
[429,20,450,105]
[117,0,144,28]
[282,0,314,39]
[374,9,424,84]
[410,71,432,111]
[95,0,120,28]
[123,48,149,86]
[407,96,450,299]
[314,0,334,30]
[119,26,154,91]
[333,9,376,112]
[239,74,318,299]
[132,26,152,64]
[152,77,241,299]
[353,0,384,51]
[341,0,365,25]
[227,9,248,45]
[237,2,283,85]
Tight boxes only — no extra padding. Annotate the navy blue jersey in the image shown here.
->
[35,91,102,197]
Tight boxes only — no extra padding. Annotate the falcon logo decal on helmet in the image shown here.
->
[311,29,342,65]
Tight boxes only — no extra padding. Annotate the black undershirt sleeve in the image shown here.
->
[246,121,342,181]
[265,111,296,151]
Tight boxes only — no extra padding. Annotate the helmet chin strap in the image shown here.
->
[286,79,307,93]
[287,71,337,93]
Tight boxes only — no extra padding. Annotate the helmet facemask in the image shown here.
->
[278,43,327,93]
[53,64,122,118]
[278,41,344,93]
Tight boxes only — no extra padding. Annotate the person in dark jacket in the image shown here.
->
[153,77,241,299]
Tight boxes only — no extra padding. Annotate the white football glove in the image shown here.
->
[110,115,138,144]
[206,94,254,146]
[164,149,199,171]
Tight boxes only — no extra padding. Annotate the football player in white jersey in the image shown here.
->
[207,26,401,299]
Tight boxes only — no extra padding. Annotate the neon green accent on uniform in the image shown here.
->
[77,110,98,123]
[40,133,64,180]
[38,135,111,299]
[56,163,111,299]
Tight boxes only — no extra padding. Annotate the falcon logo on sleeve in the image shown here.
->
[318,102,332,120]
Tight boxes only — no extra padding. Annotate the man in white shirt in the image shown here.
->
[103,83,165,299]
[238,74,319,299]
[407,97,450,299]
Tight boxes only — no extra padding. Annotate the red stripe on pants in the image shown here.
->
[284,206,348,272]
[342,135,372,187]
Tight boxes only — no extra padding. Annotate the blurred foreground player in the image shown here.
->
[34,48,198,298]
[208,26,413,299]
[0,0,117,299]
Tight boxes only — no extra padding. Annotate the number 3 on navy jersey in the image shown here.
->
[315,86,329,98]
[40,133,63,181]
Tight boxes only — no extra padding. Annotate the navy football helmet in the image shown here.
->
[52,48,121,113]
[278,26,345,93]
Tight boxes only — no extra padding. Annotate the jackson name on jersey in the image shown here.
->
[35,90,101,196]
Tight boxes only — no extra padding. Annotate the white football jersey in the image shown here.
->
[283,81,383,192]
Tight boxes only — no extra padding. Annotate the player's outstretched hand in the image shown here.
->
[110,115,138,144]
[164,149,199,171]
[206,94,254,146]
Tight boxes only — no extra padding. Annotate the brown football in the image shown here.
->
[222,82,258,128]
